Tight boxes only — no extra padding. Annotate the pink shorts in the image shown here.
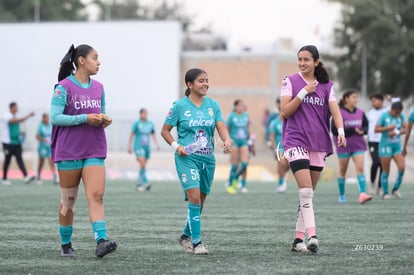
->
[284,146,327,168]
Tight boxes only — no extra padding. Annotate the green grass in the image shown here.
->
[1,180,414,274]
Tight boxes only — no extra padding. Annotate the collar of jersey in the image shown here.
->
[69,74,92,89]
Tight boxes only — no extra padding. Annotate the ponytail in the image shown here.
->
[185,88,190,97]
[315,62,329,83]
[58,44,75,81]
[58,44,94,82]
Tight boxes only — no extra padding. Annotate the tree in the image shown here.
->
[328,0,414,99]
[0,0,88,22]
[93,0,193,31]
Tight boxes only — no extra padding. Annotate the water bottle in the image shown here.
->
[185,136,208,154]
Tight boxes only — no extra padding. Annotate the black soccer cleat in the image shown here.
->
[95,239,117,258]
[61,242,75,257]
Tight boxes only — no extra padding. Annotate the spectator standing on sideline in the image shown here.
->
[2,102,35,185]
[402,108,414,157]
[366,93,387,194]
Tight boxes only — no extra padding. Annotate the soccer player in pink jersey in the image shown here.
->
[280,45,346,253]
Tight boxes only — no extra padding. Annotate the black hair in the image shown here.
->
[339,90,357,108]
[184,68,207,96]
[391,101,403,111]
[298,45,329,83]
[233,99,242,108]
[276,97,280,104]
[369,93,384,101]
[42,113,48,119]
[58,44,94,81]
[139,108,147,114]
[9,102,17,109]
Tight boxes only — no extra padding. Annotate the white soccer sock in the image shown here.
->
[295,202,305,238]
[299,188,316,236]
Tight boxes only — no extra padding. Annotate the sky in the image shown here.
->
[173,0,342,51]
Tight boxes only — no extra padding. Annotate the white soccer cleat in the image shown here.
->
[276,181,287,193]
[307,236,319,253]
[240,187,248,193]
[136,186,145,192]
[24,175,35,184]
[383,194,392,200]
[36,180,43,186]
[291,239,308,252]
[392,189,402,199]
[178,234,193,253]
[1,180,11,186]
[193,242,208,255]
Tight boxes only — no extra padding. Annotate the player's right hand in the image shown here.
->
[86,113,103,126]
[176,146,189,156]
[304,80,318,94]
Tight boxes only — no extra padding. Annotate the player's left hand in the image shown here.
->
[101,114,112,128]
[355,128,364,135]
[221,139,232,154]
[337,135,346,147]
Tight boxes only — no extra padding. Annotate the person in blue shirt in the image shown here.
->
[226,99,251,194]
[402,108,414,157]
[128,108,160,191]
[36,113,58,185]
[268,98,289,193]
[375,101,407,199]
[161,68,232,255]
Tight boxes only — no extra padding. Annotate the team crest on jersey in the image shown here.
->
[208,108,213,116]
[54,89,62,97]
[282,78,288,87]
[181,173,187,183]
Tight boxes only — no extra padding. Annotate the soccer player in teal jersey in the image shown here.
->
[402,108,414,157]
[269,98,289,193]
[226,99,251,194]
[36,113,58,185]
[161,68,232,255]
[375,101,407,199]
[128,108,160,191]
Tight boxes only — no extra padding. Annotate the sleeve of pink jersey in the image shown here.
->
[280,77,293,97]
[328,86,336,102]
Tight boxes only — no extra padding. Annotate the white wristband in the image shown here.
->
[338,128,345,136]
[296,88,308,101]
[171,141,179,151]
[394,129,400,135]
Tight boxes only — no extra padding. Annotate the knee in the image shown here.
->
[60,186,79,216]
[88,191,104,203]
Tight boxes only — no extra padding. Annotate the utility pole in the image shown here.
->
[361,43,367,99]
[34,0,40,22]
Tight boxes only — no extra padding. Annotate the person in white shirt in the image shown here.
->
[366,94,387,194]
[2,102,35,185]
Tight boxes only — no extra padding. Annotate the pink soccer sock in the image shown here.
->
[299,188,316,237]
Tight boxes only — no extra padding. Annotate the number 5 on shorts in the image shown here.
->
[190,169,200,180]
